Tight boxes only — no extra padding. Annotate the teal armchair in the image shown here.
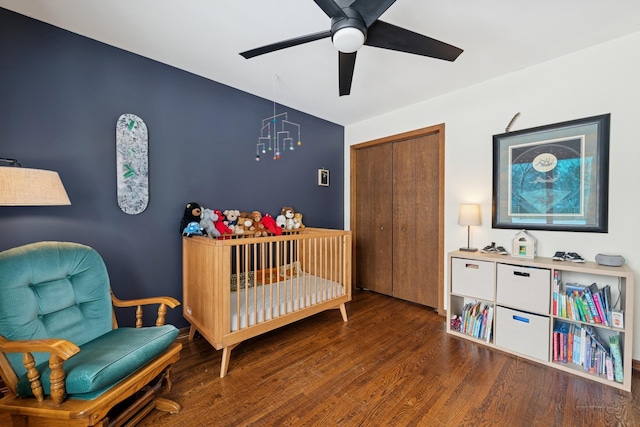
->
[0,241,182,426]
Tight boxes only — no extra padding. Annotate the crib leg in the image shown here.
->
[220,343,239,378]
[187,325,197,341]
[339,303,348,322]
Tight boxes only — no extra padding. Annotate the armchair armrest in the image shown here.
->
[111,291,181,328]
[0,335,80,404]
[0,336,80,359]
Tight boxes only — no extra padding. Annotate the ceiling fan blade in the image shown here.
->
[313,0,348,19]
[365,20,463,61]
[240,30,332,59]
[350,0,397,27]
[339,51,357,96]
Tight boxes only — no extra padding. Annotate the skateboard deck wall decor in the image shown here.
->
[116,113,149,214]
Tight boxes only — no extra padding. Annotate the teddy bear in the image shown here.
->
[260,213,282,236]
[199,208,220,238]
[293,212,305,229]
[250,210,266,237]
[223,209,240,232]
[279,206,296,230]
[181,202,205,235]
[276,214,287,229]
[236,212,253,235]
[213,209,233,237]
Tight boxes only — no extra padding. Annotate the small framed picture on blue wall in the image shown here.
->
[318,168,329,187]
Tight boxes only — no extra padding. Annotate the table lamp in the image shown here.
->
[458,204,480,252]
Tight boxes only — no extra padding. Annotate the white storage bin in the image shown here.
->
[451,257,494,301]
[495,306,550,361]
[496,263,550,313]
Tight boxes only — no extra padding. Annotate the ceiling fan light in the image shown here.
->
[332,27,365,53]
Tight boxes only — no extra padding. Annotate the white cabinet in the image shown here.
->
[447,250,634,392]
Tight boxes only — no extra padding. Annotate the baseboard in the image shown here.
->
[178,326,191,339]
[632,359,640,373]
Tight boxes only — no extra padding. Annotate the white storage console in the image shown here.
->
[447,250,635,392]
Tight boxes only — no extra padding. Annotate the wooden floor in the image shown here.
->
[3,290,640,426]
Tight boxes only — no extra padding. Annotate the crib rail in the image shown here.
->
[182,228,352,352]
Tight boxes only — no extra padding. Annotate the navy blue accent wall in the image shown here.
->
[0,8,344,328]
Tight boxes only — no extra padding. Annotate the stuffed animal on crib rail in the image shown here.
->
[182,221,204,237]
[180,202,206,235]
[261,213,282,236]
[213,209,234,237]
[236,212,253,235]
[293,212,305,230]
[251,211,266,237]
[279,206,296,230]
[199,208,220,238]
[223,209,241,233]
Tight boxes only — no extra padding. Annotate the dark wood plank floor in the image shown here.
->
[137,290,640,426]
[3,290,639,426]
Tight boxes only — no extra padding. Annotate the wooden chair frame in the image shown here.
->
[0,292,182,427]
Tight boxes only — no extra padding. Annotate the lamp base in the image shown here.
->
[460,247,478,252]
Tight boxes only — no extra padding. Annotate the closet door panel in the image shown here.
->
[355,143,393,295]
[392,132,441,307]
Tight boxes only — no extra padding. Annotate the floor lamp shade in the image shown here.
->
[458,204,480,251]
[0,167,71,206]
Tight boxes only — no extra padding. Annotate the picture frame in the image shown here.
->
[492,114,610,232]
[318,168,329,187]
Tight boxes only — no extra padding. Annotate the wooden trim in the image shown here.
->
[632,359,640,373]
[350,124,446,314]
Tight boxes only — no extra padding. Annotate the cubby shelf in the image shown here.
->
[447,250,634,392]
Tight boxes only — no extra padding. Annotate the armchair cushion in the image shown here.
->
[16,325,179,398]
[0,242,113,375]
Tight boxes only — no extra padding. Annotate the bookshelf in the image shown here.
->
[447,250,634,392]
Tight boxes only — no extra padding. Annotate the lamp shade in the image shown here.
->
[0,167,71,206]
[457,204,481,226]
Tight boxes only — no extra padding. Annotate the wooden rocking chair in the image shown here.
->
[0,241,182,426]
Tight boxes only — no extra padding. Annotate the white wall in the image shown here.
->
[345,31,640,357]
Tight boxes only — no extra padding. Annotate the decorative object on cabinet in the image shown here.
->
[0,158,70,206]
[255,74,301,161]
[447,250,634,392]
[492,114,610,232]
[595,253,625,267]
[116,113,149,214]
[511,229,537,259]
[458,204,481,252]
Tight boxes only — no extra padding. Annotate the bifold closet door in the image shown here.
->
[354,142,393,295]
[391,131,442,308]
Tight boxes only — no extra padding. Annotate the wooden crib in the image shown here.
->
[182,228,352,377]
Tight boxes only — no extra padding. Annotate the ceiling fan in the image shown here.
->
[240,0,463,96]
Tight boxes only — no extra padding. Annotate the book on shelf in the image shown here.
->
[553,271,561,316]
[460,302,494,341]
[593,291,608,326]
[552,320,622,382]
[484,306,494,343]
[584,284,602,323]
[561,282,615,327]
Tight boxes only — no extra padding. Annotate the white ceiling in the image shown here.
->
[2,0,640,126]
